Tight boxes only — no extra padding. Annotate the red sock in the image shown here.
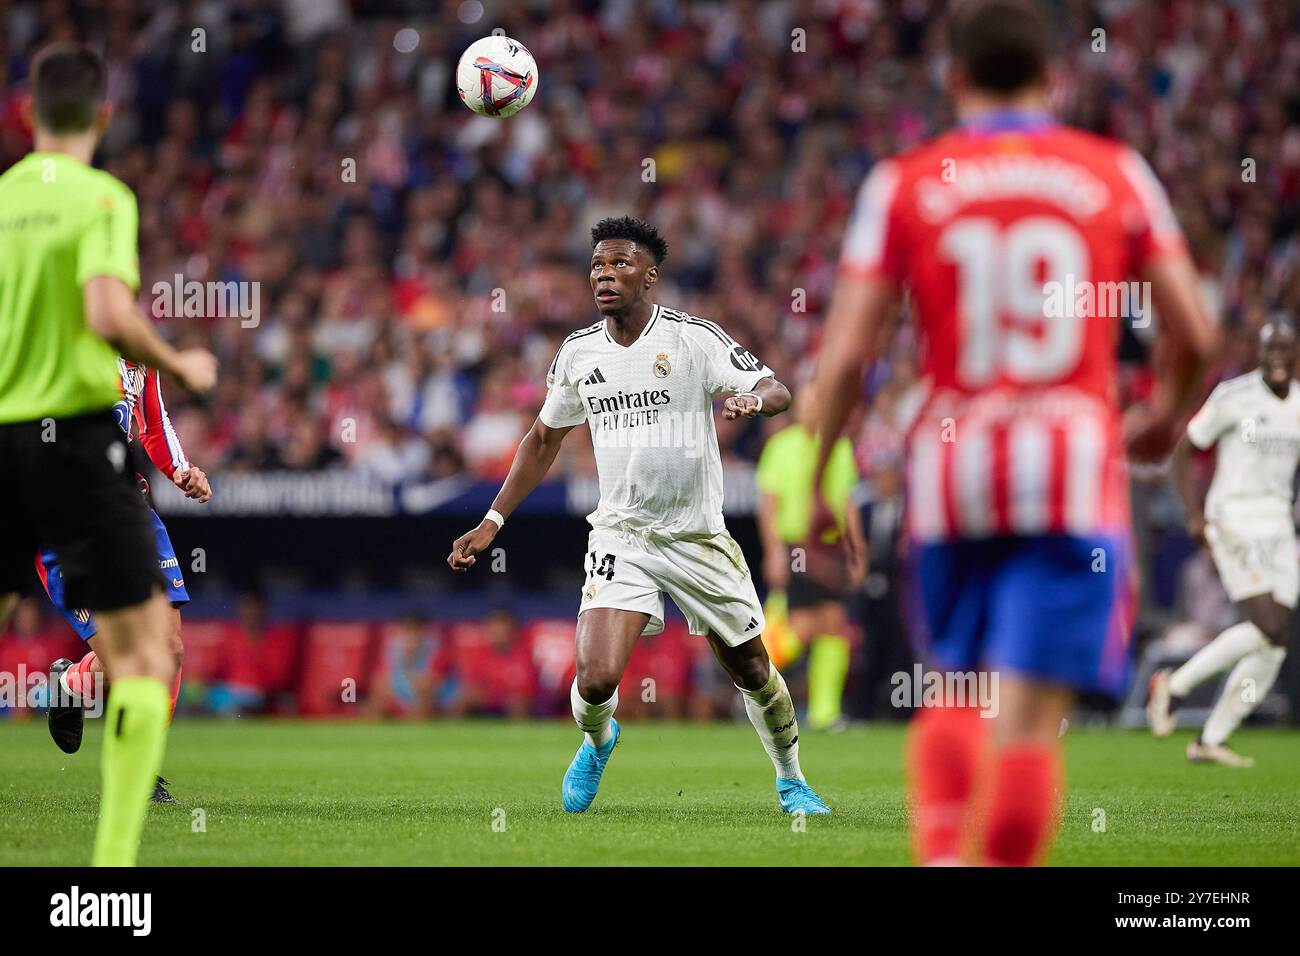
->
[907,705,987,864]
[64,652,100,702]
[983,742,1062,867]
[169,667,182,721]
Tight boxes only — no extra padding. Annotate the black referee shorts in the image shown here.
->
[788,572,850,612]
[0,410,162,612]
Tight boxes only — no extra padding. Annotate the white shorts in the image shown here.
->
[578,527,765,647]
[1206,520,1300,608]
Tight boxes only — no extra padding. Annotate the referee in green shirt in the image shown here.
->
[756,389,866,731]
[0,44,216,866]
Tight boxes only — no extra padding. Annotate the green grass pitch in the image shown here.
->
[1,719,1296,866]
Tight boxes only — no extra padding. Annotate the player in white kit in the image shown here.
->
[448,217,831,815]
[1149,320,1300,765]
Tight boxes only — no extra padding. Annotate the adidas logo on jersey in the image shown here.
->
[582,368,607,385]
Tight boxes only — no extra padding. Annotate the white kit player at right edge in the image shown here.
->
[1149,319,1300,767]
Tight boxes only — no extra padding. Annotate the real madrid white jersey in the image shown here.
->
[540,303,773,537]
[1186,370,1300,528]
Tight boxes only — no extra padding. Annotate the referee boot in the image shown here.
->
[152,776,179,804]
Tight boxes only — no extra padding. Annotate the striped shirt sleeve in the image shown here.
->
[1117,148,1187,270]
[133,364,190,478]
[839,159,905,284]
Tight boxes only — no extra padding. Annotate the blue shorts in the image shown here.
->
[38,507,189,641]
[912,534,1135,698]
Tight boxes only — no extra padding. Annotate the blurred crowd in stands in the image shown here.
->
[2,0,1297,494]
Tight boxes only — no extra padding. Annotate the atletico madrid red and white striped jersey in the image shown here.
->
[840,113,1186,542]
[116,358,189,480]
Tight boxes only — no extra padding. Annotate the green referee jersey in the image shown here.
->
[0,151,139,424]
[755,423,860,544]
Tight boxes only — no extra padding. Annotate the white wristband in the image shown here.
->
[738,392,763,413]
[484,509,505,530]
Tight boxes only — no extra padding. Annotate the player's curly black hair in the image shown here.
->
[590,216,669,264]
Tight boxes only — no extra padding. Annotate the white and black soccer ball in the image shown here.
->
[456,35,538,118]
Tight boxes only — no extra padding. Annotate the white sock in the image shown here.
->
[738,664,803,781]
[1202,645,1286,746]
[58,666,77,701]
[571,679,617,748]
[1169,622,1268,698]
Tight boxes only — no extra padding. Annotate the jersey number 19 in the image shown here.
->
[939,216,1090,387]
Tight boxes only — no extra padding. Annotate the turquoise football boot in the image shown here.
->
[562,719,621,813]
[776,777,832,815]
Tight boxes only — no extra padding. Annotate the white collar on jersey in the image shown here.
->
[603,303,660,348]
[1254,367,1297,403]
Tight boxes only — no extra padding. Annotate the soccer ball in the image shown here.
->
[456,36,538,118]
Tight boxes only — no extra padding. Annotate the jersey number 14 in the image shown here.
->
[587,552,617,581]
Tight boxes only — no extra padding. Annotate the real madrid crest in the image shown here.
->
[653,352,671,378]
[583,582,597,602]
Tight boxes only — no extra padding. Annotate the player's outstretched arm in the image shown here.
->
[722,376,791,419]
[843,496,869,585]
[134,365,213,502]
[1126,253,1219,461]
[1170,434,1208,545]
[808,275,895,486]
[447,417,575,572]
[802,274,896,545]
[84,275,217,395]
[756,490,790,590]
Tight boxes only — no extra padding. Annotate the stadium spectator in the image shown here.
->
[366,611,448,719]
[208,591,300,715]
[445,606,536,719]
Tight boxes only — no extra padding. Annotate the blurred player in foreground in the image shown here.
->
[0,44,215,865]
[41,358,212,803]
[450,216,832,816]
[807,0,1216,864]
[756,387,866,731]
[1149,319,1299,766]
